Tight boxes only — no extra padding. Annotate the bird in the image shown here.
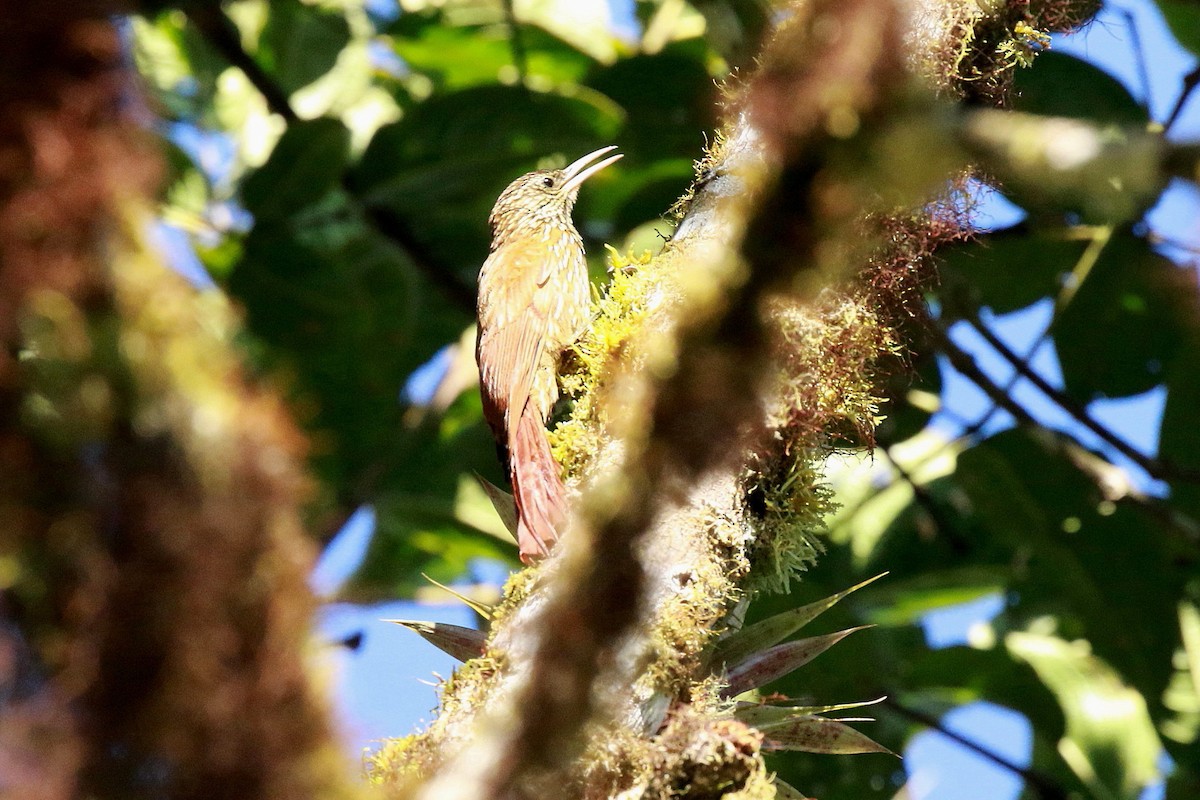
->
[476,146,622,563]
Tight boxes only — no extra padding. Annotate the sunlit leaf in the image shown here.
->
[389,10,596,89]
[735,697,887,728]
[1007,631,1161,799]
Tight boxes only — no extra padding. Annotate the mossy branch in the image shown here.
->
[374,1,1111,798]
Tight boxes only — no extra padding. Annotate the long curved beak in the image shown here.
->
[560,145,623,194]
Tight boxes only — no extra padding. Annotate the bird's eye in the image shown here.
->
[542,176,555,188]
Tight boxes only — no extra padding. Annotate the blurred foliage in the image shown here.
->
[131,1,1200,798]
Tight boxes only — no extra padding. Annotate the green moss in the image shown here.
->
[550,245,663,481]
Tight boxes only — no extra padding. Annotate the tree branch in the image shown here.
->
[184,5,297,122]
[932,322,1200,545]
[882,698,1069,800]
[964,314,1200,484]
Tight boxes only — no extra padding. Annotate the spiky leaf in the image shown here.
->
[475,471,518,539]
[386,620,486,663]
[734,697,887,728]
[710,574,886,669]
[721,626,873,698]
[759,715,895,756]
[772,778,811,799]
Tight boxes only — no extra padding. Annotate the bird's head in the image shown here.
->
[488,146,622,238]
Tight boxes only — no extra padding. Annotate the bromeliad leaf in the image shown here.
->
[721,626,873,699]
[772,778,811,799]
[475,471,518,540]
[759,715,895,756]
[710,573,886,669]
[734,697,887,728]
[386,620,486,663]
[420,574,494,620]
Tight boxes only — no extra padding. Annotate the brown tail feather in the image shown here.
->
[510,408,567,563]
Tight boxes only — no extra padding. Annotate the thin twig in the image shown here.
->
[882,698,1068,800]
[184,6,298,122]
[501,0,528,83]
[1163,65,1200,134]
[878,443,972,555]
[1121,9,1153,114]
[933,324,1200,545]
[963,316,1200,483]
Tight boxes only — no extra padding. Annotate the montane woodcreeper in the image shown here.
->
[476,146,622,563]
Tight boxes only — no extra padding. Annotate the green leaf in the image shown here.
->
[1052,231,1190,401]
[1007,631,1161,799]
[228,198,469,498]
[722,626,873,698]
[900,645,1067,740]
[583,43,718,161]
[388,10,596,89]
[759,715,895,756]
[385,619,486,663]
[937,224,1087,315]
[1012,51,1148,125]
[335,398,515,601]
[257,0,351,95]
[1158,329,1200,518]
[241,118,351,222]
[1158,1,1200,58]
[710,574,886,669]
[955,430,1185,705]
[351,84,623,279]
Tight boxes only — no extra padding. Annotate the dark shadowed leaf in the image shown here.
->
[1160,330,1200,518]
[350,84,622,281]
[955,430,1185,706]
[241,118,351,222]
[228,197,469,496]
[1052,231,1191,401]
[1157,1,1200,57]
[1013,51,1147,125]
[258,0,351,95]
[937,224,1086,315]
[584,43,718,161]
